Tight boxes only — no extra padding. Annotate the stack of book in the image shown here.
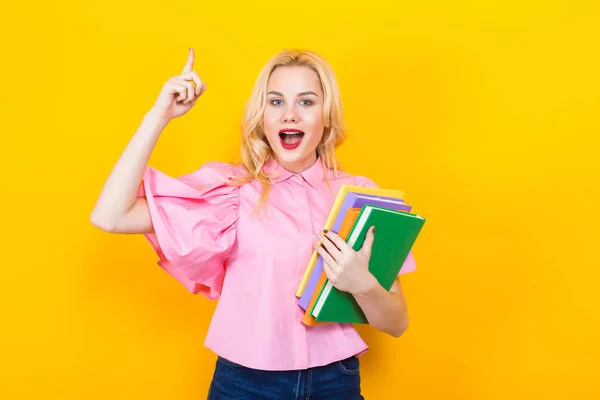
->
[296,184,426,325]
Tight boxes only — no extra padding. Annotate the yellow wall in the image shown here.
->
[1,1,598,399]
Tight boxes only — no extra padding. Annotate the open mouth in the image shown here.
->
[279,130,305,150]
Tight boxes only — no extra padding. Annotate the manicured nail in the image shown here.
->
[323,229,329,233]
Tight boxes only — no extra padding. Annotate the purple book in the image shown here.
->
[298,192,412,310]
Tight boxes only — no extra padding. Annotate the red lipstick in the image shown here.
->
[278,129,304,150]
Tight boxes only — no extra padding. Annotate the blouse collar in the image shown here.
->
[263,156,325,189]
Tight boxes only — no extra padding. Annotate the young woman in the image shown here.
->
[91,47,416,399]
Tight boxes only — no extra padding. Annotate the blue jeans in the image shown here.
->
[207,356,364,399]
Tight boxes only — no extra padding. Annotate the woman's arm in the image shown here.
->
[90,48,206,234]
[90,112,167,234]
[351,277,409,337]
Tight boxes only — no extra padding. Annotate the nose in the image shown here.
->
[281,105,299,123]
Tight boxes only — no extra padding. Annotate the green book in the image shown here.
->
[310,205,426,324]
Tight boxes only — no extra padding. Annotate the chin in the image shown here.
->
[272,145,317,170]
[275,150,306,164]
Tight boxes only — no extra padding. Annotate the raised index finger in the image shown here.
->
[182,47,194,73]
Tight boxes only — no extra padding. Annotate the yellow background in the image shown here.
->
[1,0,599,399]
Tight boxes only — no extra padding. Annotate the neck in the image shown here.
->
[277,153,318,174]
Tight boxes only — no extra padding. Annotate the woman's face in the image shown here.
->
[263,66,326,173]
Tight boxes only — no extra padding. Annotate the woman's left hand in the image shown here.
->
[314,227,378,295]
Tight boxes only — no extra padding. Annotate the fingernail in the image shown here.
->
[323,229,329,233]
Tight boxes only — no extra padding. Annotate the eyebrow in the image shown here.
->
[267,91,318,97]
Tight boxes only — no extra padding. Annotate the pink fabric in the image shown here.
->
[138,157,416,371]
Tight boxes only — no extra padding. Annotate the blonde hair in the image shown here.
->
[226,48,348,216]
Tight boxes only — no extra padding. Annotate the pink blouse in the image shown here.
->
[138,157,416,371]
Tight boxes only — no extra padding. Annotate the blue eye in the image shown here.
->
[270,99,313,106]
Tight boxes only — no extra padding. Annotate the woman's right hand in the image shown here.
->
[148,47,207,122]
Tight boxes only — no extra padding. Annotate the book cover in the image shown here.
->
[311,205,426,324]
[298,192,411,309]
[296,185,406,298]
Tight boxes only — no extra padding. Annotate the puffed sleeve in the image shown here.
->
[137,161,241,299]
[355,175,417,275]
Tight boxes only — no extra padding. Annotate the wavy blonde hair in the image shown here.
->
[226,48,348,216]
